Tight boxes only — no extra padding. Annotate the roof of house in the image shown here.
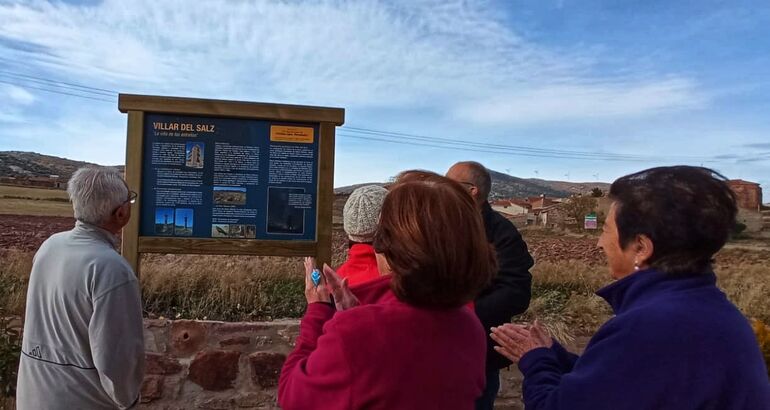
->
[728,179,761,187]
[508,199,532,208]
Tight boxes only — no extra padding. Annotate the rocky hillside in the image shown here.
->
[335,170,609,199]
[1,151,608,199]
[524,178,611,197]
[0,151,123,179]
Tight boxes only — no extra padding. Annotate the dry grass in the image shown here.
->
[0,198,73,217]
[518,259,770,342]
[715,262,770,324]
[0,250,31,316]
[514,261,612,342]
[0,185,68,200]
[0,185,72,217]
[1,247,768,333]
[753,319,770,378]
[140,254,306,321]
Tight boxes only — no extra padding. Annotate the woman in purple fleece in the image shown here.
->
[492,166,770,410]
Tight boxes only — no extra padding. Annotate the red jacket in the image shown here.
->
[335,243,381,287]
[278,300,486,409]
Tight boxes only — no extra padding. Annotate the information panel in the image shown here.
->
[139,113,319,241]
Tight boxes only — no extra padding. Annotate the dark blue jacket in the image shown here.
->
[479,202,534,369]
[518,269,770,409]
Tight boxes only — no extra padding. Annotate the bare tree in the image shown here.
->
[563,195,598,229]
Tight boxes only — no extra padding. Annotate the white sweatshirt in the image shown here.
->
[16,221,145,410]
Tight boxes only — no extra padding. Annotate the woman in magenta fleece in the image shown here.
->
[492,166,770,409]
[278,175,496,409]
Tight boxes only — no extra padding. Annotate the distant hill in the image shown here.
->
[523,178,611,198]
[0,151,123,180]
[487,170,570,198]
[1,151,609,199]
[333,182,387,195]
[335,170,609,199]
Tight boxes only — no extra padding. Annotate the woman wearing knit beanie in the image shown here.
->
[336,185,388,286]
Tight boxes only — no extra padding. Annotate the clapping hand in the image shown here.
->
[304,257,331,304]
[490,320,553,363]
[322,264,359,311]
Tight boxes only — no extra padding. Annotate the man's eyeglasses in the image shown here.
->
[112,190,137,215]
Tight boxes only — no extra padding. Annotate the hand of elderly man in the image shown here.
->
[322,264,360,311]
[304,257,332,304]
[490,321,553,363]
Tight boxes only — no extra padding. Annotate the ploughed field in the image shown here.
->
[1,213,767,267]
[0,214,75,251]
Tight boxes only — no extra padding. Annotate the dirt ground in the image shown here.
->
[2,214,767,268]
[0,213,607,263]
[0,214,74,252]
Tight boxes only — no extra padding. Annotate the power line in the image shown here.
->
[344,126,640,159]
[0,73,116,97]
[342,126,710,162]
[0,68,753,165]
[337,132,651,162]
[342,128,648,160]
[0,70,117,95]
[0,79,116,103]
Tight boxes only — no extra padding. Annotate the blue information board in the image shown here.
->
[139,113,319,241]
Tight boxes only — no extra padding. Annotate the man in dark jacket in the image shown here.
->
[447,161,535,410]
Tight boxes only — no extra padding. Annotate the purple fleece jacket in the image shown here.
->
[518,269,770,410]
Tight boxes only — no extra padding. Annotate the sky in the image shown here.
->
[0,0,768,201]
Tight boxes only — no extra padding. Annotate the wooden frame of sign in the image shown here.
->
[118,94,344,276]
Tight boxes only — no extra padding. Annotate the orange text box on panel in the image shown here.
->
[270,125,315,143]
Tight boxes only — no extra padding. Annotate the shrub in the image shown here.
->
[732,222,747,237]
[752,319,770,379]
[0,313,20,398]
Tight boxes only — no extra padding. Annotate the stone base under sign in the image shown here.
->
[138,318,533,409]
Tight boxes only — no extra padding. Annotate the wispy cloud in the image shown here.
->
[456,78,705,124]
[3,84,35,105]
[0,0,705,124]
[743,142,770,150]
[0,83,36,123]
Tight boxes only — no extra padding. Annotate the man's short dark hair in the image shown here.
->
[456,161,491,200]
[609,166,737,275]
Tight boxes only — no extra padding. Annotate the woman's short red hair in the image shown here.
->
[373,172,496,309]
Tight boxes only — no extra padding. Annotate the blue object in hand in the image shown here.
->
[311,269,322,287]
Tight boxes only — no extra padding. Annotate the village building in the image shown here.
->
[535,204,567,228]
[724,180,768,234]
[728,179,763,212]
[491,199,531,217]
[526,194,557,210]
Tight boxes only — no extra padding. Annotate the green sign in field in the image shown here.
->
[584,212,598,230]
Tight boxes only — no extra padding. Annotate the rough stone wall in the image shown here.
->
[737,209,764,233]
[138,318,527,409]
[139,319,299,409]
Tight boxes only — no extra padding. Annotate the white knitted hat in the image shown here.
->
[343,185,388,243]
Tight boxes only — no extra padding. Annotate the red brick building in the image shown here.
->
[727,180,762,211]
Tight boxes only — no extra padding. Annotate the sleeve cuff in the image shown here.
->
[550,340,568,356]
[304,302,335,322]
[518,346,557,374]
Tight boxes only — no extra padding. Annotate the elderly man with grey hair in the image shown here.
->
[17,166,145,410]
